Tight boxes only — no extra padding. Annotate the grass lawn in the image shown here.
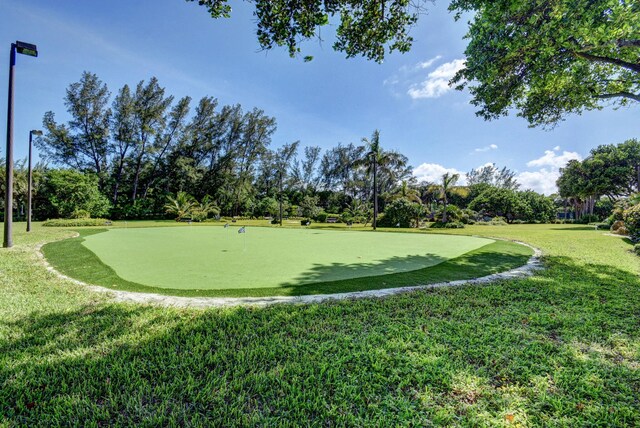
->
[1,222,639,426]
[41,224,530,296]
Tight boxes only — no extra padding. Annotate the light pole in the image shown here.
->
[27,130,42,232]
[4,41,38,248]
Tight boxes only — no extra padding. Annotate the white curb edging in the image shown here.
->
[38,237,543,308]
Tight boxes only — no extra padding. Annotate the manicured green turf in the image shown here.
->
[2,222,639,426]
[83,226,492,288]
[41,226,533,297]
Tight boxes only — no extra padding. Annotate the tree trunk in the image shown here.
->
[442,196,448,223]
[112,158,126,204]
[131,138,146,202]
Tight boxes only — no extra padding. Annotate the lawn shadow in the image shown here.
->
[276,243,530,295]
[551,226,604,231]
[1,255,639,425]
[280,252,448,286]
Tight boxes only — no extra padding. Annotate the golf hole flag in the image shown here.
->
[238,226,246,234]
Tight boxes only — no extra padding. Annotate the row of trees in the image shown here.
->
[2,72,416,221]
[11,71,629,226]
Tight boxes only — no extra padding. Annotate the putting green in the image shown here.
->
[79,226,495,290]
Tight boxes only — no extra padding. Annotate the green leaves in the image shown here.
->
[190,0,426,62]
[450,0,640,127]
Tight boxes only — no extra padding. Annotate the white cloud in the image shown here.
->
[417,56,442,70]
[526,146,582,169]
[517,169,560,195]
[407,59,465,99]
[474,144,498,153]
[413,163,466,185]
[517,147,584,195]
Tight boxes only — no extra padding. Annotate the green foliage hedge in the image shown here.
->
[429,221,464,229]
[476,217,508,226]
[42,218,112,227]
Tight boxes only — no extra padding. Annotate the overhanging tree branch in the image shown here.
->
[574,51,640,74]
[596,92,640,102]
[617,39,640,48]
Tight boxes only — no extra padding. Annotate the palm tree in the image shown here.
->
[164,191,196,221]
[193,194,220,221]
[344,199,372,225]
[355,130,407,230]
[440,172,460,223]
[388,180,421,203]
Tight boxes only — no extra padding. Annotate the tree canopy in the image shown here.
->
[450,0,640,127]
[188,0,429,62]
[558,139,640,202]
[466,163,519,190]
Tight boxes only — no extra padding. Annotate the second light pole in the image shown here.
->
[27,129,42,232]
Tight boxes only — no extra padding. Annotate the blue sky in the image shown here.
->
[1,0,638,194]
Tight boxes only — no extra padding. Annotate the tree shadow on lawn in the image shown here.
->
[1,256,638,426]
[278,243,530,295]
[551,226,606,231]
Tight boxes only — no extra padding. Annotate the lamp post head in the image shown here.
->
[15,41,38,57]
[30,130,43,136]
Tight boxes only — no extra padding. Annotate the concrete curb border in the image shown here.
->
[38,235,543,308]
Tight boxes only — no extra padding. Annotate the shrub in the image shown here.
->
[378,198,423,228]
[623,203,640,236]
[71,209,91,219]
[340,212,353,224]
[634,243,640,256]
[614,226,629,236]
[43,218,111,227]
[36,170,111,219]
[611,200,628,222]
[611,220,625,232]
[476,217,508,226]
[577,214,600,224]
[315,212,328,223]
[190,209,208,222]
[459,208,478,224]
[430,221,464,229]
[434,204,462,223]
